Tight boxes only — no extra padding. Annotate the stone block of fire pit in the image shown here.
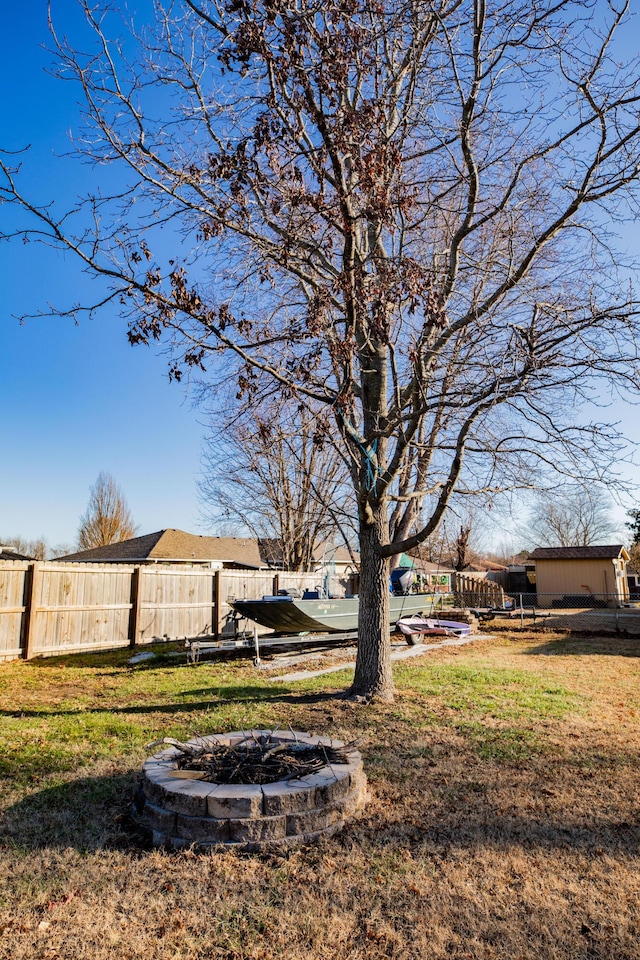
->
[207,784,264,819]
[133,730,367,852]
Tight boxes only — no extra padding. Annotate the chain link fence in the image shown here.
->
[486,592,640,635]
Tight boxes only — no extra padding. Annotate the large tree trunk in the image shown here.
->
[350,502,395,701]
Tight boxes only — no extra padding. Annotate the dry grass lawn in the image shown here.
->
[1,630,639,959]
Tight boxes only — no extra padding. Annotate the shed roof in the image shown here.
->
[529,544,629,561]
[60,529,264,567]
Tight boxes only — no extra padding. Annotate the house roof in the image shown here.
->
[317,544,359,566]
[529,544,629,561]
[410,560,455,574]
[60,529,264,567]
[461,560,509,572]
[0,547,32,561]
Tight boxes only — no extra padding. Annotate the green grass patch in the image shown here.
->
[386,661,579,762]
[394,662,578,722]
[0,644,583,789]
[455,721,544,761]
[0,652,309,786]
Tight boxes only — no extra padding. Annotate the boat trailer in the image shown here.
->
[185,625,361,666]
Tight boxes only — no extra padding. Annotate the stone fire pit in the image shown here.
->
[133,730,367,851]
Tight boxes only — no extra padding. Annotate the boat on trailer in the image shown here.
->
[231,591,450,634]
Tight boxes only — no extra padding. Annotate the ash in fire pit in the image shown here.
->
[133,729,367,851]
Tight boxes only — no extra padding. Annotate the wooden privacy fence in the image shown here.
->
[452,572,506,609]
[0,560,322,662]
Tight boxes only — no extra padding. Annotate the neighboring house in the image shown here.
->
[311,545,360,597]
[528,545,630,606]
[311,544,359,576]
[410,559,454,594]
[0,546,33,561]
[470,560,509,575]
[60,529,264,569]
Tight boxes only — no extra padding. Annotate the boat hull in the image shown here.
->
[231,593,448,634]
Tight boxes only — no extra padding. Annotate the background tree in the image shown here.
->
[0,535,48,560]
[0,536,74,560]
[626,508,640,570]
[4,1,640,699]
[626,508,640,546]
[77,473,137,550]
[451,523,474,574]
[522,488,620,548]
[200,401,357,570]
[50,542,76,559]
[485,544,528,567]
[420,505,489,571]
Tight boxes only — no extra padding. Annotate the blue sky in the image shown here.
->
[1,1,207,548]
[1,2,638,553]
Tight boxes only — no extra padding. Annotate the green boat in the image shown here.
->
[231,592,449,634]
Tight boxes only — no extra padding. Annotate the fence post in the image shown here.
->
[129,566,142,648]
[22,561,40,660]
[213,569,221,639]
[519,593,524,628]
[273,573,280,596]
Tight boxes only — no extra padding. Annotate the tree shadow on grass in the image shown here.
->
[20,645,186,670]
[349,806,640,859]
[0,770,151,854]
[0,686,344,720]
[521,634,640,658]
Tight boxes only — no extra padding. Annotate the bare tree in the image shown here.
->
[420,505,489,570]
[3,1,640,699]
[201,401,357,570]
[625,508,640,571]
[485,543,527,567]
[77,473,137,549]
[0,535,48,560]
[50,542,76,559]
[523,487,620,548]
